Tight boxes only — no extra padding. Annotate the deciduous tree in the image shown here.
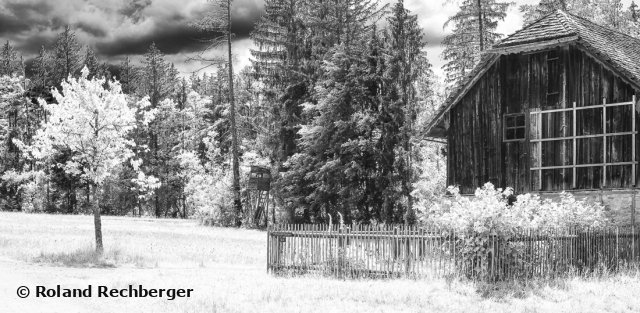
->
[16,67,154,253]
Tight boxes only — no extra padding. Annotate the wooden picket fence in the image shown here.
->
[266,224,640,280]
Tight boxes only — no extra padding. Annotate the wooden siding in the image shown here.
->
[447,45,640,194]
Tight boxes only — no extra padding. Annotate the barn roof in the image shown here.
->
[426,10,640,138]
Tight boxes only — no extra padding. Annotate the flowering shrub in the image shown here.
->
[424,183,607,231]
[421,183,608,280]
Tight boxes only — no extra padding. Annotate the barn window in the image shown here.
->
[546,50,561,108]
[530,97,638,191]
[503,113,526,141]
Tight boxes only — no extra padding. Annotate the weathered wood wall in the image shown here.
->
[447,44,640,194]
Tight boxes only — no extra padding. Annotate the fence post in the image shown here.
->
[616,227,619,268]
[405,227,411,277]
[267,225,271,273]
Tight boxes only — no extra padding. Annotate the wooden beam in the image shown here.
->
[531,161,636,171]
[531,131,636,142]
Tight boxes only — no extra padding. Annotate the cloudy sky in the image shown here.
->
[2,0,625,78]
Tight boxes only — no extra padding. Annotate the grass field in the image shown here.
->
[1,212,639,313]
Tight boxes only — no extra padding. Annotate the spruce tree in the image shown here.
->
[383,0,427,224]
[442,0,511,86]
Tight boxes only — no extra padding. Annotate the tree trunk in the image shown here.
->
[227,0,243,227]
[91,184,104,254]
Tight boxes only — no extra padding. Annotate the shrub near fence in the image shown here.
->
[266,224,640,280]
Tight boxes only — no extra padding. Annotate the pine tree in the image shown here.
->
[118,56,137,95]
[83,47,110,80]
[31,46,51,91]
[51,26,82,84]
[0,41,22,77]
[442,0,512,86]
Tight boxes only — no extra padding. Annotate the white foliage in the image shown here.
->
[15,67,155,186]
[178,151,234,224]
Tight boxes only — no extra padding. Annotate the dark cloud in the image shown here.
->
[96,24,208,56]
[75,21,108,38]
[14,33,55,55]
[119,0,153,23]
[0,1,52,36]
[231,0,263,38]
[0,11,30,36]
[96,0,263,57]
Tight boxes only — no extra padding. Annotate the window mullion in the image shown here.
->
[603,97,607,188]
[573,101,577,189]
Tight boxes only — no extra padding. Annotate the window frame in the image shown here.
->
[503,113,527,142]
[529,98,637,190]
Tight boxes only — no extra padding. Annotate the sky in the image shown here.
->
[0,0,632,78]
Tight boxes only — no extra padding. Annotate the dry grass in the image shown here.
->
[0,212,639,313]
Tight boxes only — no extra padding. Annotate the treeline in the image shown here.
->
[0,25,259,220]
[0,0,461,225]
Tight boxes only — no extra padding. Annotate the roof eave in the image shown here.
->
[490,35,579,54]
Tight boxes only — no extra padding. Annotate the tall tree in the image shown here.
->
[31,46,51,91]
[51,26,82,84]
[281,0,387,223]
[250,0,305,166]
[118,56,137,95]
[383,0,428,224]
[0,41,22,77]
[137,43,171,217]
[442,0,512,86]
[17,68,153,253]
[82,47,109,79]
[193,0,242,225]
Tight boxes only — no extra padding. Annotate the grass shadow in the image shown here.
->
[32,247,118,268]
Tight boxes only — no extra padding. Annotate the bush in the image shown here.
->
[179,152,236,226]
[421,183,608,280]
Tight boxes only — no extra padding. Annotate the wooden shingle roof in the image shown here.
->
[426,10,640,138]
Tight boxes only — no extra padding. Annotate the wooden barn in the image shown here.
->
[426,10,640,224]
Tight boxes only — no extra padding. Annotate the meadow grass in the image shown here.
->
[0,211,639,313]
